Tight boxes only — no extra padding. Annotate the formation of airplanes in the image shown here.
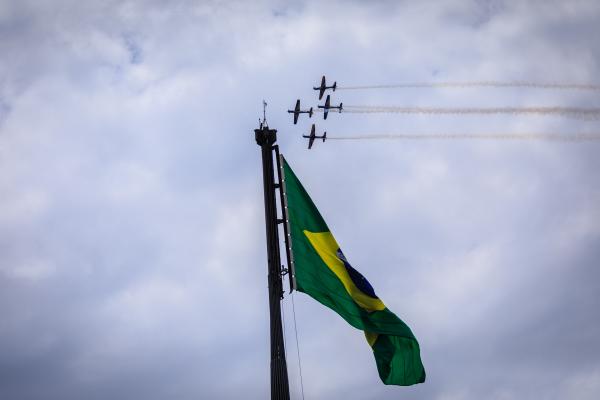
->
[289,76,341,149]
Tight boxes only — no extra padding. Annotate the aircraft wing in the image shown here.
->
[319,76,326,100]
[294,99,300,124]
[308,136,315,149]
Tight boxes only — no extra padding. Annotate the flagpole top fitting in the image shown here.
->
[259,100,268,128]
[255,100,277,145]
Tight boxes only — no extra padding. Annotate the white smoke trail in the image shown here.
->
[338,81,600,91]
[341,106,600,121]
[327,133,600,142]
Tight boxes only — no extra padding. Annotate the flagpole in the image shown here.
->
[255,121,291,400]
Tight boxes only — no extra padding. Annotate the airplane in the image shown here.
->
[287,99,313,124]
[303,124,326,149]
[317,94,343,120]
[313,75,337,100]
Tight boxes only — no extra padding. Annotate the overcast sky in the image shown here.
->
[1,1,600,399]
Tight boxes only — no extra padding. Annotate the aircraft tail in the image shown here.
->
[339,102,343,112]
[309,107,313,117]
[333,82,337,91]
[323,132,327,142]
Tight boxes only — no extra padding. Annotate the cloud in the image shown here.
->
[1,0,599,399]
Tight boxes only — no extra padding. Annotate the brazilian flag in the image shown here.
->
[281,156,425,386]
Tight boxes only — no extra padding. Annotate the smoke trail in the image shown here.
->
[342,106,600,121]
[338,81,600,91]
[328,133,600,142]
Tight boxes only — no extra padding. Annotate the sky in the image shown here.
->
[1,0,600,399]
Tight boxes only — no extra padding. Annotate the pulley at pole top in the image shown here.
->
[255,101,276,145]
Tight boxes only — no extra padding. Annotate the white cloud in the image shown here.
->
[1,1,599,399]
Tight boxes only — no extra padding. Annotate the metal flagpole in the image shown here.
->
[255,117,291,400]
